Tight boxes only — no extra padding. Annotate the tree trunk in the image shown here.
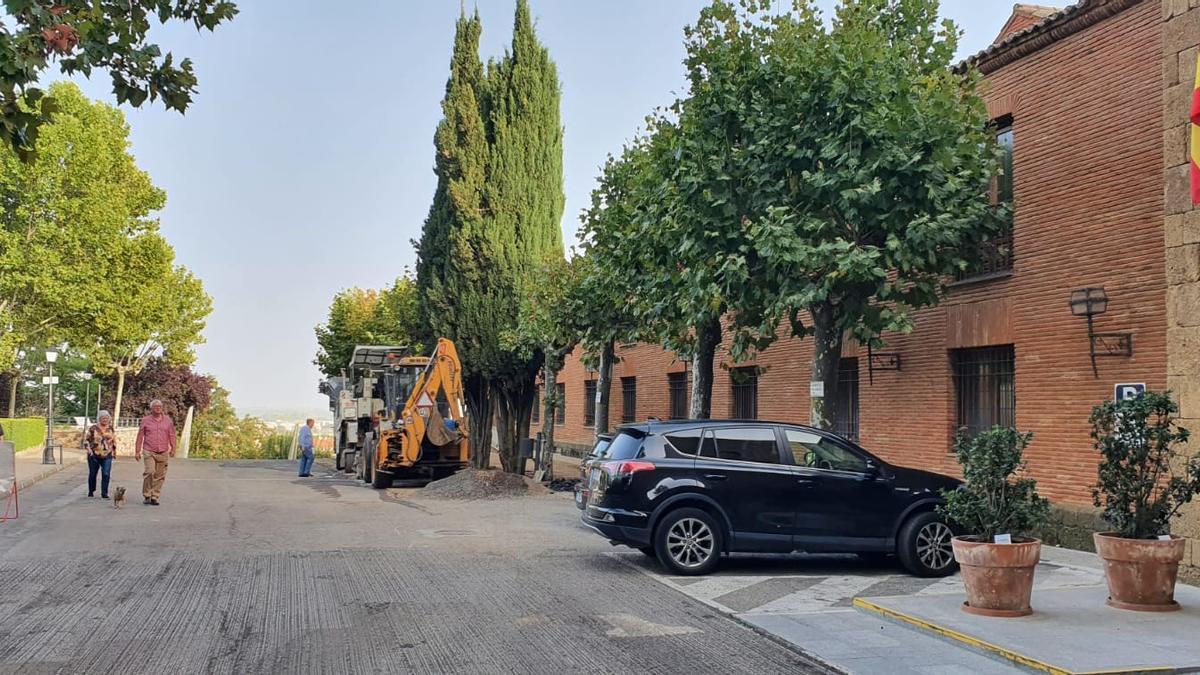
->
[689,315,722,419]
[808,301,842,430]
[5,371,17,417]
[594,341,614,437]
[112,367,127,423]
[464,373,493,469]
[539,347,562,481]
[493,376,536,474]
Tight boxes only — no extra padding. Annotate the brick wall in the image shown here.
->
[547,2,1168,512]
[1163,0,1200,582]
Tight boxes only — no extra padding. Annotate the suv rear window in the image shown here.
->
[604,430,645,460]
[589,437,612,459]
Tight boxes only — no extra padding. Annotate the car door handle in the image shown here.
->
[795,477,817,488]
[703,473,728,481]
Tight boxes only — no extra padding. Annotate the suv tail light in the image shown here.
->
[613,460,655,476]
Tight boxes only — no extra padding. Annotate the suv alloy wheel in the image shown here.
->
[897,511,957,577]
[654,508,723,575]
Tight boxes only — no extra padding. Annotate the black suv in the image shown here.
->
[580,420,961,577]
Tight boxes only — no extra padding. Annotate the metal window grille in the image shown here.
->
[834,358,860,441]
[956,126,1014,281]
[531,386,540,424]
[555,383,565,425]
[583,380,597,427]
[952,345,1015,441]
[668,373,689,420]
[621,377,636,423]
[730,367,758,419]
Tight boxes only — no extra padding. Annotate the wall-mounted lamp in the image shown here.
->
[1068,287,1131,378]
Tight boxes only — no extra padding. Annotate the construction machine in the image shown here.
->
[320,345,426,477]
[363,338,470,489]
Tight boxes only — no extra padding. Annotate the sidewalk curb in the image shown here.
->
[851,597,1175,675]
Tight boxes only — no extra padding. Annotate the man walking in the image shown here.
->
[298,418,315,477]
[134,400,176,505]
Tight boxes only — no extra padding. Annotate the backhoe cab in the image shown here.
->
[361,339,470,489]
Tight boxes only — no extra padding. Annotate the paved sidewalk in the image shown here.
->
[14,446,87,491]
[857,575,1200,673]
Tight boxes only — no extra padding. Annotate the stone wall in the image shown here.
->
[1163,0,1200,583]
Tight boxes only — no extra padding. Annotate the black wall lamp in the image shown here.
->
[1068,287,1132,378]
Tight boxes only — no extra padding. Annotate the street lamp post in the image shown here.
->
[81,372,93,423]
[42,350,59,465]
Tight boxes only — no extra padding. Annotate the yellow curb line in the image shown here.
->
[851,597,1176,675]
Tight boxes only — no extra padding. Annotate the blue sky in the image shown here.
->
[65,0,1016,416]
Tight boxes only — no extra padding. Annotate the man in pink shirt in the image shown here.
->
[134,399,176,505]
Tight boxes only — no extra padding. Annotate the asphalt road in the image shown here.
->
[0,459,830,674]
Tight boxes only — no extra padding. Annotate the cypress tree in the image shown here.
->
[415,1,564,472]
[485,0,565,471]
[415,9,495,466]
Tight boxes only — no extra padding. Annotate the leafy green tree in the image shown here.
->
[0,0,238,157]
[0,82,166,413]
[590,0,1001,424]
[313,276,422,379]
[87,256,211,421]
[190,384,269,459]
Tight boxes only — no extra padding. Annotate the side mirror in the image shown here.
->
[863,459,881,478]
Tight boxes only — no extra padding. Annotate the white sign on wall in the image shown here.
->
[809,381,825,398]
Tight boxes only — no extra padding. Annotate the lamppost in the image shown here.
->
[80,372,93,423]
[41,350,59,465]
[1068,287,1132,378]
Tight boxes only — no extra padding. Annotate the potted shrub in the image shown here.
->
[939,427,1049,617]
[1091,391,1200,612]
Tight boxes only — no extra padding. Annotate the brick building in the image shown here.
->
[546,0,1200,571]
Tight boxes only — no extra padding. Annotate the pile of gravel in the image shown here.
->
[422,469,550,500]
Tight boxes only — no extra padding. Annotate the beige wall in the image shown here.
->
[1163,0,1200,581]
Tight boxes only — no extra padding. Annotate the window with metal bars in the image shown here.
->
[730,367,758,419]
[583,380,597,427]
[668,372,689,420]
[555,383,565,425]
[621,377,637,423]
[531,386,540,424]
[834,358,860,441]
[956,124,1014,281]
[951,345,1015,441]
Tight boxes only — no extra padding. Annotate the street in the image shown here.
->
[0,459,829,674]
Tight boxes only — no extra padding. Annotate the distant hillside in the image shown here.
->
[237,406,327,422]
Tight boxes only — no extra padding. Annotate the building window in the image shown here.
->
[952,345,1015,441]
[621,377,637,423]
[555,383,565,425]
[957,124,1014,281]
[583,380,597,427]
[730,367,758,419]
[834,358,860,441]
[531,386,540,424]
[668,372,689,420]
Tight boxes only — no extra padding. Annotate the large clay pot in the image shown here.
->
[1093,532,1185,612]
[951,536,1041,617]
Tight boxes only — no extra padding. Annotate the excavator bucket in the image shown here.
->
[425,405,461,448]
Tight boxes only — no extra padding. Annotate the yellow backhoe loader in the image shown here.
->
[363,338,470,489]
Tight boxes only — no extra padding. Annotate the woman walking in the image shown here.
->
[86,411,117,499]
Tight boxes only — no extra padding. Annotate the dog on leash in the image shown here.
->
[112,486,126,509]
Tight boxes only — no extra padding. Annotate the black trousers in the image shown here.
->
[87,455,113,497]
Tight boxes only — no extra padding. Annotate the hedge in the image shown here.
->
[0,418,46,452]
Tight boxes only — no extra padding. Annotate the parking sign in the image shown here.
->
[1114,383,1145,402]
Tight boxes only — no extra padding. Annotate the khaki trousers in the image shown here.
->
[142,451,169,500]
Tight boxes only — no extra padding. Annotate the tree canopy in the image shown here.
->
[313,275,422,379]
[0,0,237,157]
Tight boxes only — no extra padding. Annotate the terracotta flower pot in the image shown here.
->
[951,536,1041,617]
[1093,532,1185,612]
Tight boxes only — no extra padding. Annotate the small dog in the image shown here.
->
[112,486,126,510]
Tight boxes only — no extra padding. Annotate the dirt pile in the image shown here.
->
[422,469,550,500]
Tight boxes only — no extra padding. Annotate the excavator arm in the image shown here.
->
[374,338,470,482]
